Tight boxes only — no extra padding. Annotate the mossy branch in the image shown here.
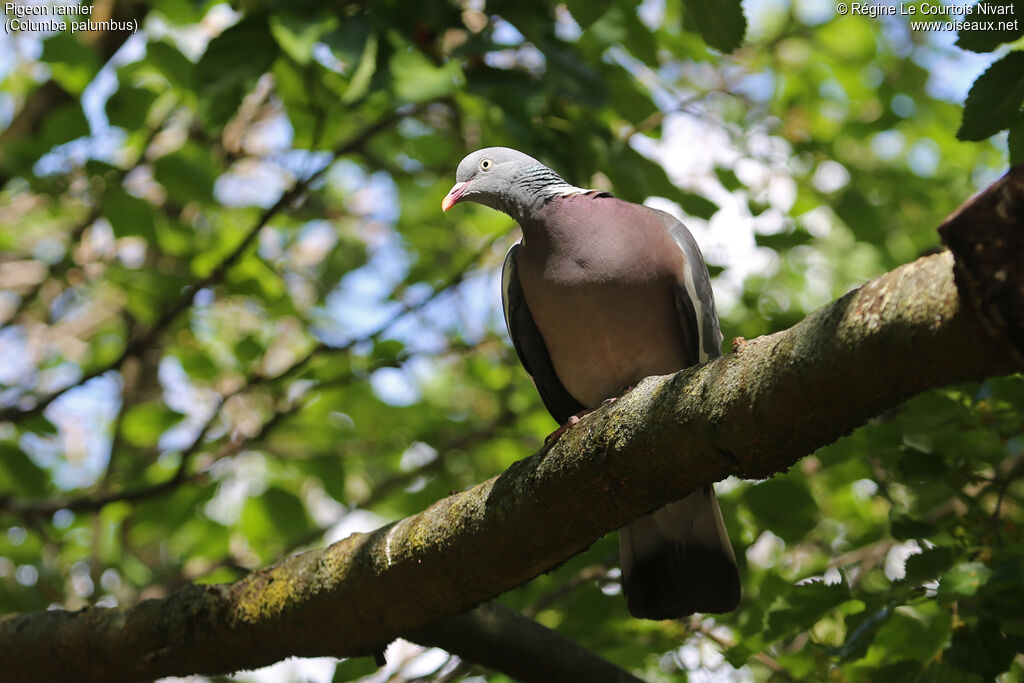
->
[1,168,1021,682]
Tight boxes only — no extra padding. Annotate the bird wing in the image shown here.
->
[652,207,724,364]
[501,242,585,424]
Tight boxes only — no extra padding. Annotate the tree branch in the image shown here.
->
[406,602,644,683]
[0,169,1020,680]
[0,106,418,424]
[0,233,493,517]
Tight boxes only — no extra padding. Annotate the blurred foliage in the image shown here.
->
[0,0,1022,681]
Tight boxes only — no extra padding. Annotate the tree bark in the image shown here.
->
[0,168,1020,681]
[407,602,645,683]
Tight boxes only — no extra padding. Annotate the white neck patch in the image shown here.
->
[541,183,605,199]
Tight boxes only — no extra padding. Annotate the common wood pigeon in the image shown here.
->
[443,147,741,620]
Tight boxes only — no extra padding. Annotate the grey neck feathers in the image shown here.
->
[502,164,608,223]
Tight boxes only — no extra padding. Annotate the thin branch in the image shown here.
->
[0,223,495,517]
[260,228,506,391]
[689,619,793,680]
[522,554,616,619]
[0,343,466,517]
[182,390,518,582]
[0,209,95,331]
[988,453,1024,535]
[99,352,140,489]
[0,115,170,332]
[0,106,419,424]
[271,404,520,558]
[0,0,152,184]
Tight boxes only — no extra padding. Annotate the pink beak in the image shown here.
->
[442,181,468,212]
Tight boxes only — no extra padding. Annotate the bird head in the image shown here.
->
[441,147,546,214]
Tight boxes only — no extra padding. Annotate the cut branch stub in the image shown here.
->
[939,164,1024,368]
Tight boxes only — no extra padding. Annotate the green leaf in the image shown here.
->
[748,198,770,216]
[766,581,850,640]
[227,255,287,302]
[542,41,608,107]
[587,4,658,66]
[890,516,938,541]
[835,190,885,242]
[242,486,311,544]
[151,0,204,23]
[19,414,58,437]
[870,661,924,683]
[304,457,348,503]
[0,443,48,497]
[870,602,952,666]
[743,474,819,543]
[939,561,992,598]
[40,32,100,94]
[1009,116,1024,165]
[342,31,378,104]
[715,167,741,191]
[755,228,813,250]
[902,546,956,585]
[106,85,157,131]
[322,16,373,66]
[681,0,747,53]
[195,16,278,88]
[234,336,264,365]
[946,618,1021,679]
[146,41,194,90]
[106,266,185,325]
[621,4,661,66]
[605,65,657,122]
[896,448,948,482]
[177,348,220,380]
[41,103,90,147]
[957,51,1024,141]
[603,143,677,202]
[677,191,719,220]
[269,12,338,65]
[195,16,280,127]
[121,402,185,448]
[333,657,379,682]
[390,48,462,103]
[564,0,610,28]
[371,339,405,364]
[153,142,218,205]
[833,602,895,661]
[956,0,1023,53]
[102,183,156,241]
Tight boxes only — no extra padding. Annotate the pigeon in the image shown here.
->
[443,147,740,619]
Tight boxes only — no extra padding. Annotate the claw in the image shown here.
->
[544,385,635,445]
[544,413,584,445]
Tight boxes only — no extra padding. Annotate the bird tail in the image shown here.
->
[619,485,740,620]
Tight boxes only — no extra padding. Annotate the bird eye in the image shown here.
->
[479,158,493,171]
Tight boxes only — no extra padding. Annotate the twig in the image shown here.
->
[522,554,616,618]
[0,117,169,332]
[0,107,419,424]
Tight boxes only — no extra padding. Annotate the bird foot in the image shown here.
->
[544,412,586,445]
[544,386,634,445]
[601,385,633,406]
